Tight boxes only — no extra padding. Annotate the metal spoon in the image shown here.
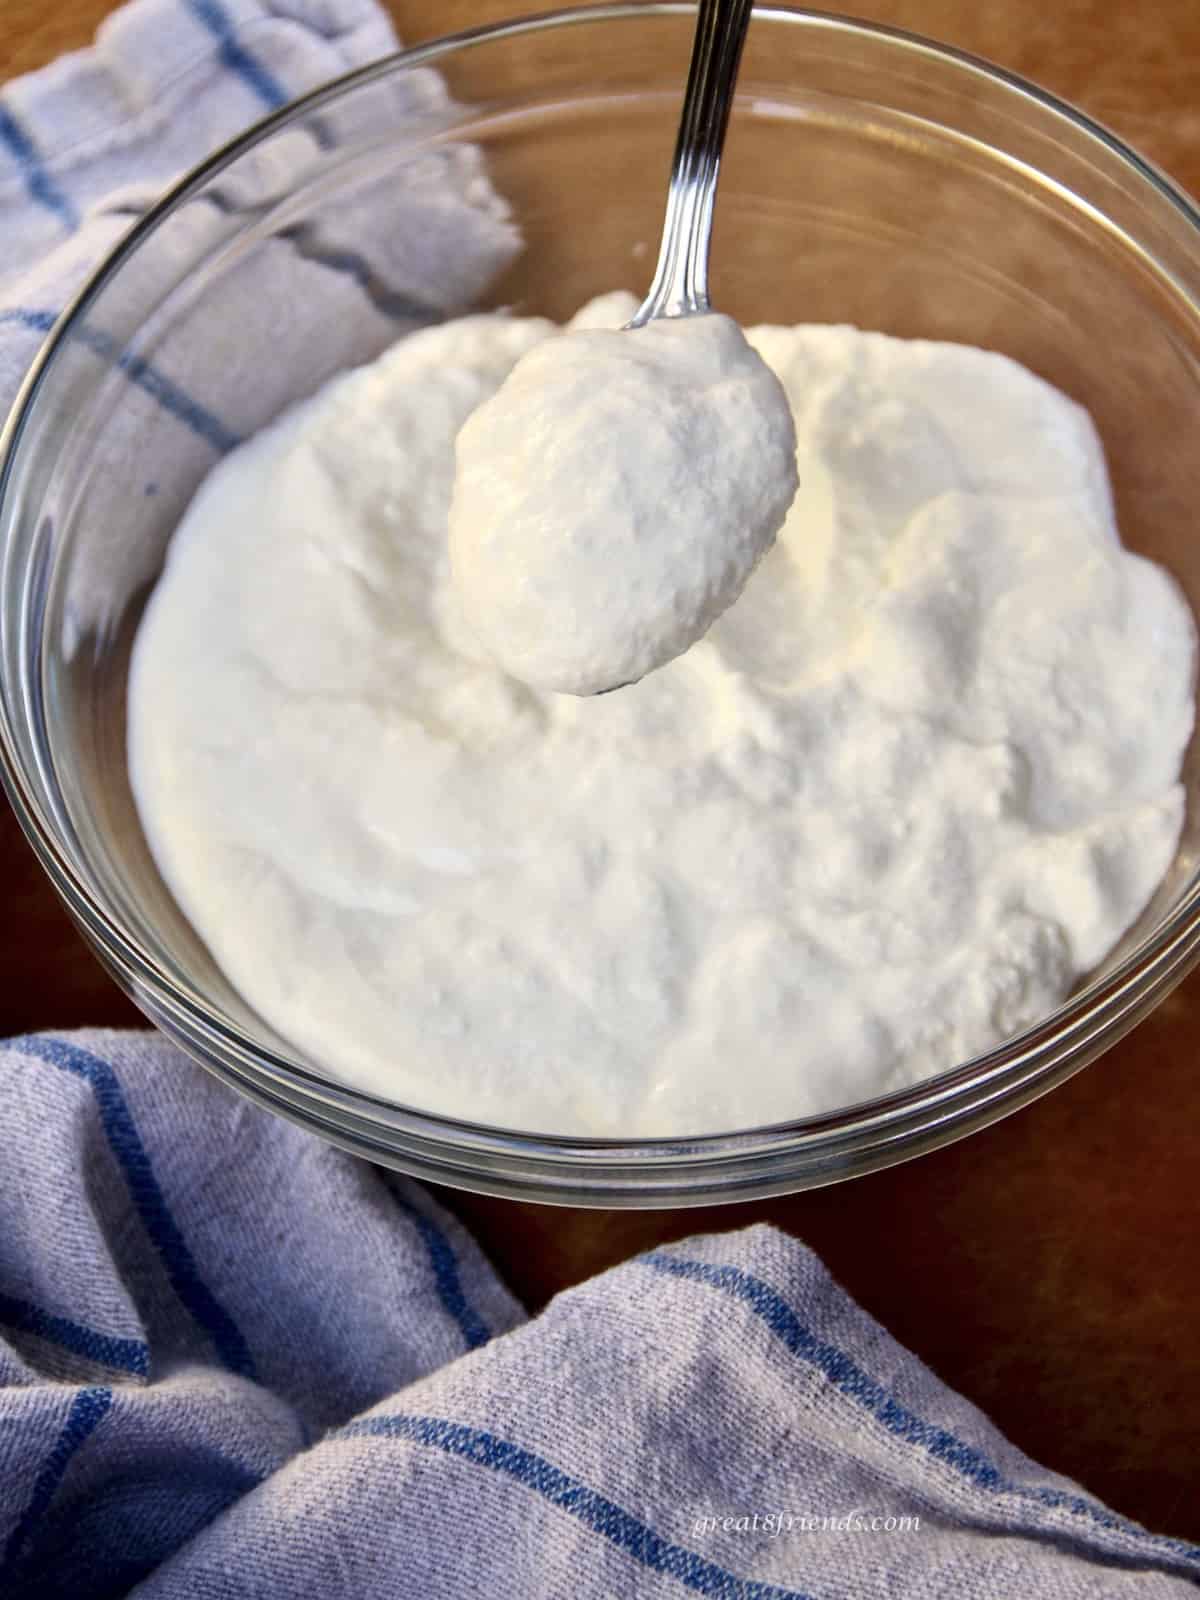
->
[625,0,753,329]
[589,0,753,693]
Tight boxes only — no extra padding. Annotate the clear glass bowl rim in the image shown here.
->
[3,2,1200,1204]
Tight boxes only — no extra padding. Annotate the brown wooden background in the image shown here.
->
[2,0,1198,1542]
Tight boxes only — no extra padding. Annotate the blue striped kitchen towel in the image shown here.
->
[0,0,393,399]
[1,3,1199,1595]
[0,0,519,481]
[0,1030,1198,1597]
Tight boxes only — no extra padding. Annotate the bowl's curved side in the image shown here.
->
[3,5,1200,1203]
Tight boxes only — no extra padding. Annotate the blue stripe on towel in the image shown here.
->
[185,0,289,110]
[97,332,242,455]
[14,1036,256,1381]
[0,308,56,335]
[0,105,79,231]
[0,1291,149,1378]
[391,1191,490,1351]
[0,1386,112,1580]
[2,1400,265,1598]
[0,308,240,454]
[641,1251,1200,1566]
[340,1413,813,1599]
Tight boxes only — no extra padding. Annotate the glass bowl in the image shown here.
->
[3,4,1200,1206]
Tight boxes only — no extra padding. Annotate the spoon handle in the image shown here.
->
[628,0,754,327]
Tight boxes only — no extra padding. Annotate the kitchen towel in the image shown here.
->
[1,0,392,404]
[0,0,519,646]
[1,2,1198,1595]
[1,1029,1198,1598]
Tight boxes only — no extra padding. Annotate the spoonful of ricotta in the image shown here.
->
[448,0,799,696]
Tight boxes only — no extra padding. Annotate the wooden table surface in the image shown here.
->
[3,0,1199,1545]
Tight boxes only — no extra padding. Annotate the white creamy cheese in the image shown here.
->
[127,292,1196,1137]
[448,309,798,694]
